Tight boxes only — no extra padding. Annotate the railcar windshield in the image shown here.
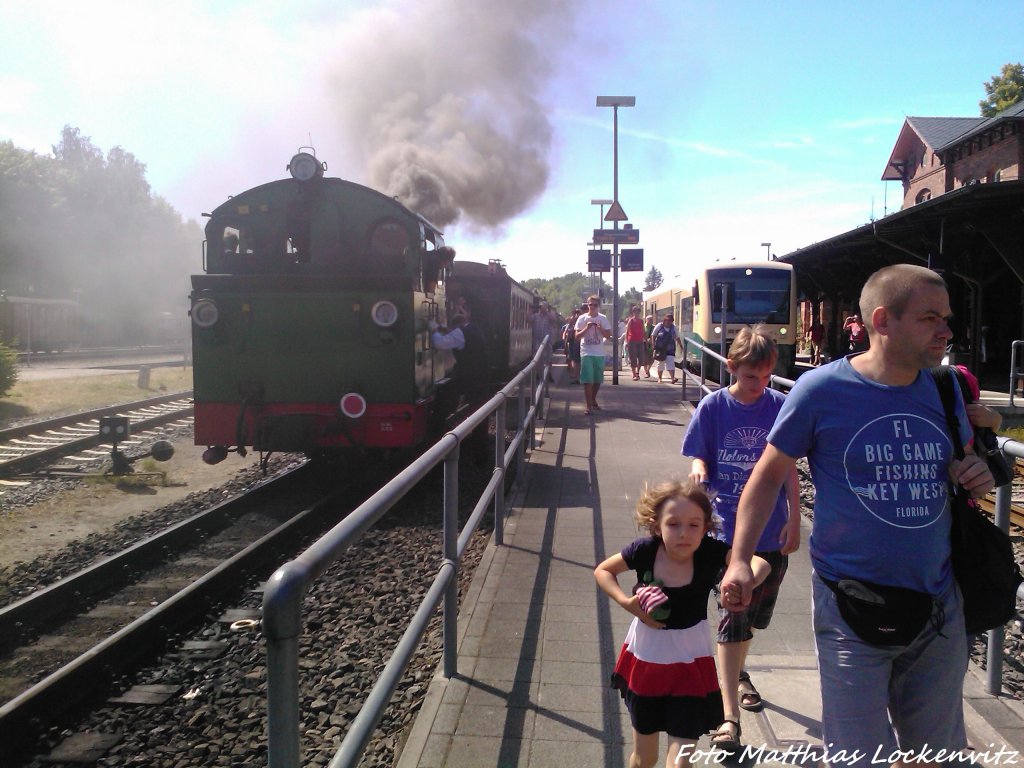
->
[707,267,791,325]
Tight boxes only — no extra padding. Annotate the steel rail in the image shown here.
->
[0,391,193,443]
[0,464,338,761]
[0,462,309,649]
[0,393,194,477]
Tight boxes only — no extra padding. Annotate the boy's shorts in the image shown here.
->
[580,355,605,384]
[717,550,788,643]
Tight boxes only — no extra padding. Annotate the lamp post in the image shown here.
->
[761,241,772,261]
[596,96,635,385]
[590,199,612,300]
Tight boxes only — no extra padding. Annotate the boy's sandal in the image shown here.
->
[584,409,592,416]
[709,718,741,752]
[738,671,764,712]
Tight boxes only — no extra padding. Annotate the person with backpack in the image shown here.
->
[721,264,994,763]
[650,314,681,384]
[562,308,582,384]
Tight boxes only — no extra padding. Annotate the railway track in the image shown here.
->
[0,392,194,478]
[0,458,367,760]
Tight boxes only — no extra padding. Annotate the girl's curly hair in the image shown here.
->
[635,478,718,537]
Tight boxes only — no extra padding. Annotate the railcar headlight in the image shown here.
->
[340,393,367,419]
[192,299,220,328]
[714,326,722,336]
[371,300,399,328]
[779,327,788,335]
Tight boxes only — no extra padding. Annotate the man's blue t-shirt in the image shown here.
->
[681,387,789,551]
[768,358,971,594]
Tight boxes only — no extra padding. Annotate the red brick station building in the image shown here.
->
[783,100,1024,385]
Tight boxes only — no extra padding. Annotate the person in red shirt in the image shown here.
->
[625,305,647,380]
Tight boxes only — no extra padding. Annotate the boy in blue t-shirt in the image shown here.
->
[681,325,800,750]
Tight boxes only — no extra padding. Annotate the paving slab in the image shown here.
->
[398,367,1024,767]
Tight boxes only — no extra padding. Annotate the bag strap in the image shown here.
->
[929,366,965,461]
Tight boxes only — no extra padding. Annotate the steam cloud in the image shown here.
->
[331,0,578,232]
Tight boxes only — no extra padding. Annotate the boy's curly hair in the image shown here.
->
[635,478,718,537]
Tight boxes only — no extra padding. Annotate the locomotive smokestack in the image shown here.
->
[331,0,577,231]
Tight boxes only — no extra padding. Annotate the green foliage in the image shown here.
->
[644,265,664,292]
[522,273,642,317]
[622,287,642,309]
[0,338,17,397]
[980,62,1024,117]
[0,127,197,345]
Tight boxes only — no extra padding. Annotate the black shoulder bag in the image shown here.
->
[934,366,1013,487]
[931,367,1022,635]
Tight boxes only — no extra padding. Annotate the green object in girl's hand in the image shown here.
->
[640,570,671,621]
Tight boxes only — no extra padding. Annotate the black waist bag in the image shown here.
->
[823,577,937,646]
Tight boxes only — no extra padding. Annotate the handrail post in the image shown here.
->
[494,397,506,546]
[264,560,313,768]
[986,480,1013,694]
[1011,340,1024,407]
[517,381,526,481]
[529,365,537,451]
[442,443,460,679]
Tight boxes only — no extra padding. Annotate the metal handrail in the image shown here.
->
[262,340,552,768]
[680,338,795,402]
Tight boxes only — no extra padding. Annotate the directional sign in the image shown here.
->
[604,201,628,222]
[593,228,640,245]
[588,249,611,272]
[621,248,644,272]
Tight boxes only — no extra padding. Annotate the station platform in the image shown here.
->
[397,366,1024,767]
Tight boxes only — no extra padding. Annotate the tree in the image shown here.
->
[980,62,1024,117]
[0,338,17,398]
[622,288,642,311]
[643,265,663,292]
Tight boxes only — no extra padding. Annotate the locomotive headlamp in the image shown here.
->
[192,299,220,328]
[714,326,722,336]
[288,152,324,182]
[779,327,788,335]
[371,300,399,328]
[340,392,367,419]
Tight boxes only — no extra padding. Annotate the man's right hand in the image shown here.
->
[720,561,754,611]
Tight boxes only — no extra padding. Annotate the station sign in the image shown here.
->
[593,227,640,245]
[621,248,644,272]
[588,249,611,272]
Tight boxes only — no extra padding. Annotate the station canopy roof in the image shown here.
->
[778,180,1024,301]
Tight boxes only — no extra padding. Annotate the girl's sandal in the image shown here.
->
[738,670,764,712]
[710,718,741,753]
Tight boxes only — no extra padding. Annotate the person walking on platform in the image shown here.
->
[651,314,681,384]
[643,314,655,378]
[574,295,611,415]
[595,480,770,768]
[625,305,647,380]
[720,264,994,763]
[562,308,582,384]
[680,325,801,753]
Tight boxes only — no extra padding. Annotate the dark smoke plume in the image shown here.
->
[331,0,577,231]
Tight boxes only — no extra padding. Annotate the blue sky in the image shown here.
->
[2,0,1022,294]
